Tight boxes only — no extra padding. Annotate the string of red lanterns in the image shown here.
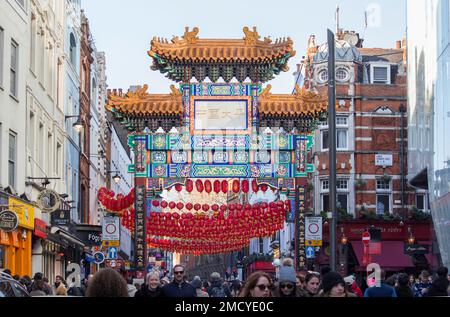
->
[97,187,135,213]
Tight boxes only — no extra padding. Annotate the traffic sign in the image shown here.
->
[306,240,323,247]
[107,247,118,259]
[102,240,120,247]
[102,216,120,241]
[306,246,315,259]
[93,252,105,264]
[106,259,124,269]
[362,231,371,247]
[305,217,323,242]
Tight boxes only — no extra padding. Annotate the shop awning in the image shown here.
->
[49,227,86,248]
[351,241,415,271]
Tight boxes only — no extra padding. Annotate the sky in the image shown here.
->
[82,0,406,94]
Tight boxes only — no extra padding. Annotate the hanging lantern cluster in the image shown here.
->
[148,238,251,255]
[169,179,275,195]
[146,201,291,254]
[121,207,135,231]
[97,187,135,214]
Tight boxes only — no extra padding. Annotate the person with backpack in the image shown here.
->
[207,272,231,297]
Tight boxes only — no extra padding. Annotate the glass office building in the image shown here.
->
[408,0,450,269]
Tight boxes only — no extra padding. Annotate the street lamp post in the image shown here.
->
[327,29,337,272]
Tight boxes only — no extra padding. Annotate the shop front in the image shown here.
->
[0,195,35,276]
[319,220,438,276]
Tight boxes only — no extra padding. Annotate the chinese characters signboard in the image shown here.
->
[296,186,306,270]
[135,185,147,271]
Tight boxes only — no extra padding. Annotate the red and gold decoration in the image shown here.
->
[97,187,135,214]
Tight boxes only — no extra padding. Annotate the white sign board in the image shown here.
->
[194,100,248,131]
[375,154,393,167]
[305,217,323,241]
[102,216,120,241]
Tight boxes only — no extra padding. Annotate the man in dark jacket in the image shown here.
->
[427,267,450,297]
[413,270,432,297]
[161,265,196,297]
[207,272,231,297]
[364,269,397,297]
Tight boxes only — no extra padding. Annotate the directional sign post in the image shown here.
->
[306,246,315,259]
[93,252,105,265]
[107,247,118,260]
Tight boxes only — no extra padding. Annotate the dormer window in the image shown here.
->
[370,64,391,84]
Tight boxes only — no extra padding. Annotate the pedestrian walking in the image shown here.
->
[207,272,231,297]
[191,277,209,297]
[19,275,32,293]
[29,280,48,297]
[52,275,65,294]
[273,264,300,297]
[85,268,129,297]
[427,267,450,297]
[135,271,163,297]
[55,284,68,296]
[319,272,357,297]
[32,273,52,295]
[239,271,273,298]
[364,269,397,297]
[413,270,432,297]
[395,273,413,297]
[344,275,363,297]
[161,265,196,297]
[299,272,321,297]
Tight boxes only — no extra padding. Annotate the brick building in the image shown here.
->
[297,31,437,275]
[79,12,94,224]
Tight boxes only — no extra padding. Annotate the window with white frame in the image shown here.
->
[321,179,349,213]
[370,64,391,84]
[376,178,391,214]
[321,116,348,151]
[416,194,428,212]
[69,33,76,67]
[8,131,17,188]
[10,40,18,97]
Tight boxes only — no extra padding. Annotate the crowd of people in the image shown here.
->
[2,260,450,297]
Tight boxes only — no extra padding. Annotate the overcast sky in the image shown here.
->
[82,0,406,93]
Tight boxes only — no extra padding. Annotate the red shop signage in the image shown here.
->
[34,219,48,239]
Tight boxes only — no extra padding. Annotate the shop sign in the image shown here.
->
[296,185,306,270]
[0,210,19,232]
[36,189,61,213]
[404,244,429,255]
[135,186,147,270]
[51,209,70,226]
[375,154,393,167]
[34,219,48,239]
[8,197,35,230]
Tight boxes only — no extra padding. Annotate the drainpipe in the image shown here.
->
[400,104,406,218]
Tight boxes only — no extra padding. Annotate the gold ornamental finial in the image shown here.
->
[182,27,200,44]
[243,26,260,45]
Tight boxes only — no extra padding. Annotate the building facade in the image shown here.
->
[300,30,437,274]
[407,0,450,269]
[0,0,33,277]
[63,0,81,224]
[78,11,92,225]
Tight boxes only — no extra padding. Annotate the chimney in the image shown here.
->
[396,40,402,49]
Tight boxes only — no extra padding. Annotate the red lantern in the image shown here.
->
[212,204,219,211]
[260,184,268,192]
[175,184,183,192]
[252,179,259,193]
[152,200,160,208]
[194,204,202,211]
[221,180,229,194]
[186,203,193,211]
[232,180,240,193]
[242,180,249,193]
[220,205,227,212]
[186,179,194,193]
[176,202,184,210]
[169,201,176,209]
[161,201,168,209]
[204,180,212,194]
[196,180,204,193]
[229,204,236,211]
[202,204,210,212]
[212,180,220,194]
